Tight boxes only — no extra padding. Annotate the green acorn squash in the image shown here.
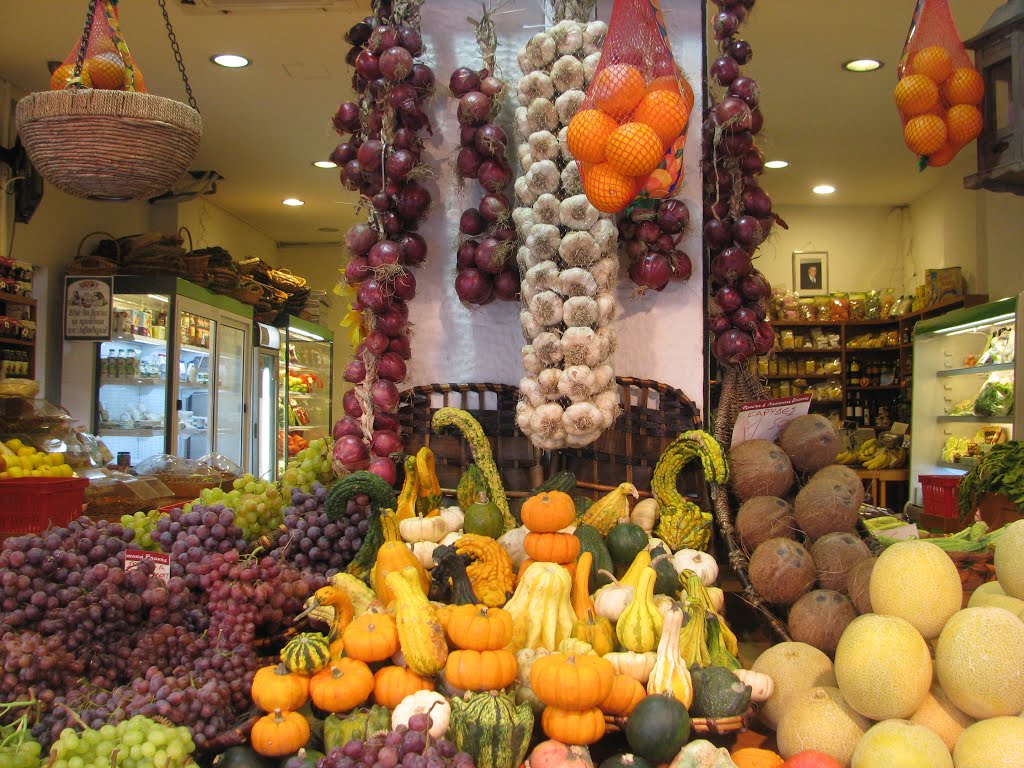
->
[214,746,274,768]
[624,692,690,764]
[606,523,649,567]
[689,665,751,718]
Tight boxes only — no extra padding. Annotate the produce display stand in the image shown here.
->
[855,467,909,508]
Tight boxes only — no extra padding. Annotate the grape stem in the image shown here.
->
[53,702,89,731]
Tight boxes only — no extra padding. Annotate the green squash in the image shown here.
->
[279,748,324,768]
[599,756,652,768]
[689,665,751,718]
[323,705,391,753]
[605,522,649,567]
[280,633,331,674]
[574,524,614,589]
[624,692,690,764]
[449,690,534,768]
[463,493,505,539]
[458,464,489,512]
[648,545,680,596]
[214,746,275,768]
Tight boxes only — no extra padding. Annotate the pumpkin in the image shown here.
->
[731,748,784,768]
[601,674,647,716]
[450,690,534,768]
[391,690,450,739]
[571,610,616,657]
[400,515,448,544]
[572,552,597,620]
[446,604,514,651]
[603,651,657,684]
[530,652,615,710]
[250,709,310,757]
[308,658,374,713]
[439,506,466,534]
[541,706,606,746]
[464,493,506,539]
[445,648,518,691]
[522,491,577,533]
[498,526,529,569]
[605,523,649,567]
[385,566,448,676]
[593,574,635,622]
[341,609,399,662]
[372,665,434,710]
[280,633,331,675]
[524,532,581,564]
[408,541,440,569]
[371,541,431,605]
[251,663,310,713]
[528,740,595,768]
[624,693,690,765]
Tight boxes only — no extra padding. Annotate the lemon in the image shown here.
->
[6,439,23,450]
[7,466,23,478]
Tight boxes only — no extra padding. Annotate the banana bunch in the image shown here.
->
[835,450,860,465]
[857,438,879,462]
[862,446,907,470]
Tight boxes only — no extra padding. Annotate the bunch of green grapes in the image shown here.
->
[0,706,42,768]
[119,510,166,551]
[281,437,336,493]
[191,474,285,541]
[49,716,194,768]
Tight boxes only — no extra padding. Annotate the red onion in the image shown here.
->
[711,246,752,284]
[474,124,508,158]
[383,149,416,183]
[358,278,392,312]
[364,330,390,356]
[368,239,401,268]
[410,63,435,92]
[344,359,367,384]
[456,240,479,269]
[478,160,512,193]
[455,268,494,304]
[629,253,672,292]
[355,50,381,80]
[637,221,661,245]
[710,56,740,86]
[704,218,733,250]
[368,456,397,486]
[713,328,755,365]
[374,412,401,432]
[365,109,385,135]
[333,416,363,440]
[343,389,363,418]
[331,142,357,166]
[459,124,478,147]
[657,200,690,234]
[752,322,775,355]
[474,237,508,274]
[714,97,753,133]
[370,25,400,52]
[460,208,486,236]
[379,46,414,81]
[449,67,481,97]
[370,192,390,211]
[739,271,770,301]
[492,225,516,242]
[346,21,373,46]
[750,108,764,134]
[344,257,371,285]
[714,11,740,38]
[334,434,370,469]
[387,333,411,359]
[731,306,759,332]
[732,215,764,247]
[393,128,419,150]
[372,379,400,412]
[716,285,744,312]
[396,25,424,55]
[456,147,483,179]
[728,76,759,107]
[346,223,379,256]
[741,149,764,174]
[709,315,732,335]
[494,269,521,301]
[389,300,410,322]
[380,211,403,236]
[392,270,417,301]
[671,251,693,281]
[479,193,510,223]
[377,351,408,382]
[397,232,427,266]
[458,92,492,125]
[742,186,772,218]
[480,75,503,97]
[376,305,407,336]
[728,38,753,64]
[395,182,431,220]
[655,233,676,254]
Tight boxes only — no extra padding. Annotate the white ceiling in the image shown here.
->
[0,0,1006,244]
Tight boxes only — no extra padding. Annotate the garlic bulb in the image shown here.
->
[560,267,599,297]
[526,32,557,68]
[566,429,604,448]
[519,376,545,408]
[551,20,584,56]
[518,145,535,173]
[560,161,583,195]
[559,195,601,231]
[512,206,536,236]
[525,260,561,292]
[517,46,539,74]
[516,401,535,433]
[590,218,618,253]
[555,89,586,126]
[533,331,563,365]
[517,72,555,107]
[522,345,543,375]
[558,231,601,268]
[526,160,561,196]
[558,365,596,402]
[526,223,562,261]
[563,401,604,436]
[532,193,561,226]
[526,98,559,134]
[538,368,562,400]
[529,290,564,327]
[515,106,531,139]
[514,176,537,206]
[562,296,598,328]
[561,327,596,367]
[550,57,586,94]
[528,131,560,163]
[520,309,542,341]
[530,402,565,439]
[594,388,620,428]
[592,365,615,392]
[557,126,573,162]
[589,257,619,291]
[596,292,618,326]
[517,245,539,273]
[582,52,601,84]
[583,21,608,55]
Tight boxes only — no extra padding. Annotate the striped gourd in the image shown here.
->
[281,632,331,674]
[577,482,639,535]
[449,690,534,768]
[651,432,723,552]
[329,471,399,580]
[457,464,490,512]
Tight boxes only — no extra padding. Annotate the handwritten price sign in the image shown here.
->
[731,395,813,447]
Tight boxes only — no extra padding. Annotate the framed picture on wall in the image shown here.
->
[793,251,829,296]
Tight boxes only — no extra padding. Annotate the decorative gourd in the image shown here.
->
[446,604,514,650]
[618,550,652,589]
[606,523,650,568]
[251,663,310,713]
[391,690,450,739]
[573,552,596,620]
[559,637,597,656]
[385,566,448,677]
[280,633,331,675]
[648,549,682,597]
[599,756,651,768]
[631,498,660,535]
[430,548,480,606]
[341,609,399,662]
[280,748,323,768]
[670,550,719,586]
[503,561,577,652]
[540,706,606,746]
[646,607,693,708]
[600,673,647,716]
[527,740,595,768]
[250,709,310,757]
[455,534,516,607]
[309,658,374,713]
[372,665,434,710]
[574,524,614,590]
[212,746,273,768]
[321,705,390,754]
[449,690,534,768]
[408,541,440,569]
[399,515,448,544]
[571,610,615,657]
[326,573,378,618]
[325,471,397,579]
[593,573,635,623]
[730,748,784,768]
[497,526,529,569]
[458,464,490,512]
[616,567,663,653]
[524,532,581,564]
[415,446,442,516]
[652,432,725,553]
[578,483,640,536]
[706,586,726,615]
[624,693,691,765]
[439,506,466,534]
[669,740,740,768]
[371,541,431,605]
[733,669,774,703]
[464,493,506,539]
[530,652,615,710]
[518,559,576,585]
[395,455,420,522]
[445,649,518,691]
[603,651,658,684]
[522,491,577,533]
[296,585,354,645]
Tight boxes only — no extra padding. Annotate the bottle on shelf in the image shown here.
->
[864,398,872,427]
[846,393,856,421]
[854,394,864,423]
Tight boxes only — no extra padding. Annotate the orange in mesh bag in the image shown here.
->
[567,0,693,213]
[894,0,982,168]
[50,0,146,93]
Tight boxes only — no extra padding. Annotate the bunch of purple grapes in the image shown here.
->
[34,682,136,745]
[321,714,476,768]
[154,505,248,588]
[269,483,369,576]
[125,623,201,679]
[0,630,84,712]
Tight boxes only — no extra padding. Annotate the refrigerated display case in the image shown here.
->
[910,295,1024,505]
[278,316,332,477]
[252,322,281,481]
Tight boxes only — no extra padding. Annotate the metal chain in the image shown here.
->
[71,0,98,82]
[156,0,199,111]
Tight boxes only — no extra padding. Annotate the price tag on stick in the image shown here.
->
[731,394,813,447]
[124,550,171,581]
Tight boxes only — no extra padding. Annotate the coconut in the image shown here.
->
[935,606,1024,719]
[846,556,876,614]
[811,532,872,593]
[776,686,870,765]
[749,537,817,607]
[780,414,841,474]
[736,496,797,554]
[953,716,1024,768]
[910,685,975,752]
[834,614,933,720]
[752,641,837,730]
[728,439,795,501]
[851,719,954,768]
[870,540,963,640]
[794,477,860,541]
[995,519,1024,599]
[811,464,863,501]
[788,590,858,656]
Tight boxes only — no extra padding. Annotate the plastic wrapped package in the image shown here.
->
[83,472,174,517]
[831,294,850,321]
[798,298,815,321]
[974,373,1014,417]
[864,291,882,319]
[815,297,833,321]
[977,326,1015,366]
[880,289,897,318]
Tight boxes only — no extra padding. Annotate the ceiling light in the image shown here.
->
[813,184,836,195]
[764,160,789,169]
[282,198,305,206]
[313,160,337,169]
[843,58,883,73]
[211,54,250,68]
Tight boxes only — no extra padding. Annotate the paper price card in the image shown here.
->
[124,550,171,581]
[730,394,813,447]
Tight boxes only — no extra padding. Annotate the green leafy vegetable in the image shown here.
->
[958,441,1024,518]
[974,374,1014,417]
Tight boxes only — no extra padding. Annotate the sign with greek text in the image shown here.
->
[124,549,171,581]
[64,277,113,341]
[731,394,813,446]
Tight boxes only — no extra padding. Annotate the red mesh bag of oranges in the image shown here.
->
[567,0,693,213]
[50,0,146,93]
[894,0,983,168]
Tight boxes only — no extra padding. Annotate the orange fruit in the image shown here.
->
[85,52,127,90]
[567,109,620,164]
[946,103,983,147]
[904,114,948,156]
[909,46,953,84]
[583,162,640,213]
[893,74,940,117]
[591,64,646,119]
[632,89,690,150]
[942,67,984,107]
[50,62,93,90]
[927,143,959,167]
[605,122,664,177]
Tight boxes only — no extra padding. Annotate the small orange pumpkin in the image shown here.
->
[524,532,581,564]
[342,610,399,663]
[372,665,434,710]
[570,610,615,657]
[540,706,606,745]
[444,648,518,691]
[250,709,310,757]
[250,663,309,713]
[600,673,646,716]
[530,652,615,710]
[309,658,374,713]
[521,491,577,533]
[445,604,514,651]
[731,748,785,768]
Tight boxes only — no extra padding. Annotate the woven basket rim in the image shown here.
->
[16,88,202,135]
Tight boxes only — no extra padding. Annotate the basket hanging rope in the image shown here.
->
[15,0,202,201]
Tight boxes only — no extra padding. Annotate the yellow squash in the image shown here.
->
[646,606,692,707]
[615,566,663,653]
[503,561,577,652]
[371,541,430,606]
[395,455,419,521]
[384,566,448,677]
[618,549,652,589]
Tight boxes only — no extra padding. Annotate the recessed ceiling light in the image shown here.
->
[313,160,338,169]
[843,58,883,73]
[282,198,305,206]
[764,160,789,169]
[211,54,250,68]
[813,184,836,195]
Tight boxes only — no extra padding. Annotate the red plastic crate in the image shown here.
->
[920,474,962,519]
[0,477,89,533]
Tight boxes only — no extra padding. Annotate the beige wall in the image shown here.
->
[177,199,280,265]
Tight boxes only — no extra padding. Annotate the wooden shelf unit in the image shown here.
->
[0,293,37,381]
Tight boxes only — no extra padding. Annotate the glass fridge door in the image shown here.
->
[253,348,280,480]
[215,318,249,469]
[175,302,215,460]
[279,319,333,476]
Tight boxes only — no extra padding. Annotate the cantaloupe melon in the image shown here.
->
[869,540,962,640]
[968,580,1004,603]
[776,686,870,766]
[834,614,932,720]
[851,719,953,768]
[952,716,1024,768]
[909,685,975,751]
[935,606,1024,719]
[965,591,1024,620]
[752,642,837,730]
[994,519,1024,599]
